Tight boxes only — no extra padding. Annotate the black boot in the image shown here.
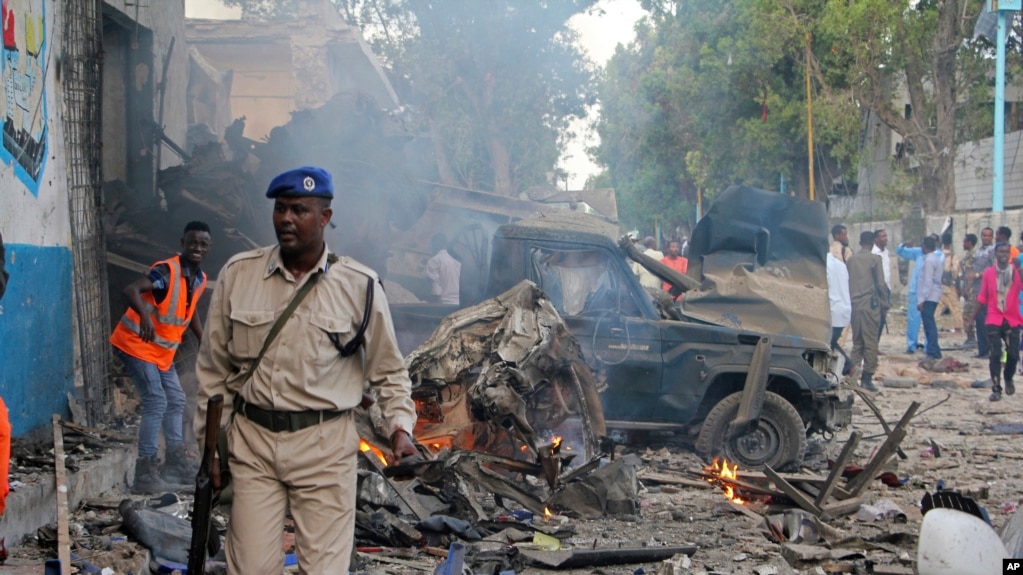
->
[132,455,170,494]
[990,377,1003,402]
[1006,378,1016,396]
[160,444,199,485]
[860,371,879,392]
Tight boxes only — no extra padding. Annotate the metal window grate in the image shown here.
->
[62,0,111,425]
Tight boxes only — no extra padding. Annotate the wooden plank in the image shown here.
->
[59,420,134,443]
[822,496,864,518]
[845,402,920,497]
[691,469,829,485]
[727,500,764,522]
[973,450,1023,460]
[815,431,861,507]
[852,388,907,460]
[52,415,71,575]
[637,471,714,489]
[358,450,432,521]
[763,465,822,516]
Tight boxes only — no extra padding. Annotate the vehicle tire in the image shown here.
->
[695,391,807,470]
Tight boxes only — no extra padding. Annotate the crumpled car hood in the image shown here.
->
[681,185,831,350]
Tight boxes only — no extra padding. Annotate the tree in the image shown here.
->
[782,0,989,212]
[226,0,599,197]
[593,0,859,234]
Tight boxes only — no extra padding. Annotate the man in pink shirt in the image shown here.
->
[969,242,1023,401]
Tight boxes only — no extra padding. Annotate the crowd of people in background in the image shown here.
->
[828,221,1023,402]
[630,235,689,299]
[827,226,890,392]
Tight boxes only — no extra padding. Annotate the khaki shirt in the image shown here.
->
[847,249,889,308]
[195,244,417,441]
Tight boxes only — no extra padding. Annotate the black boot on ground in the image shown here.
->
[990,377,1003,402]
[860,371,879,392]
[1006,378,1016,396]
[132,455,171,494]
[160,444,199,485]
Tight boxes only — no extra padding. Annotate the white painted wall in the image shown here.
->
[0,0,70,248]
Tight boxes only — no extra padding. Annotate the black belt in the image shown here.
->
[238,399,345,433]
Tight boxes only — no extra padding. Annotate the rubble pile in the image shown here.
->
[105,92,431,276]
[8,295,1023,574]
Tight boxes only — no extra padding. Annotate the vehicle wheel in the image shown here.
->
[695,391,807,470]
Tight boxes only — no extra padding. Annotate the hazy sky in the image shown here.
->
[566,0,646,188]
[184,0,645,189]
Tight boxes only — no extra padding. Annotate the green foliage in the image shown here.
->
[595,0,860,233]
[602,0,993,221]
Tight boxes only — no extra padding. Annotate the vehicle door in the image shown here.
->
[527,245,663,423]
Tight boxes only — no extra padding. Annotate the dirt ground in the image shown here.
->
[3,306,1020,574]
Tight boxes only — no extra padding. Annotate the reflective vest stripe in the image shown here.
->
[109,255,206,370]
[155,258,188,326]
[118,316,181,351]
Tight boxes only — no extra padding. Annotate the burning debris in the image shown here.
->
[405,279,606,464]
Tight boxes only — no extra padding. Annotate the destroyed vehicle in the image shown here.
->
[391,185,852,470]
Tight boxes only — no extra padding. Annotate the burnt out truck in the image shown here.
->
[390,185,852,470]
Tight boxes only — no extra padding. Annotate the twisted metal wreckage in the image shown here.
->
[360,280,639,521]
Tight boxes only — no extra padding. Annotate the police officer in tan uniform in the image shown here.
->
[195,166,418,574]
[847,231,890,392]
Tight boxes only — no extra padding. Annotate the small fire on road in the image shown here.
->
[705,458,745,504]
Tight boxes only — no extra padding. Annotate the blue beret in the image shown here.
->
[265,166,334,199]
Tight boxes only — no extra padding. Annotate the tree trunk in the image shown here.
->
[487,121,514,196]
[929,0,961,213]
[933,148,957,212]
[429,117,458,186]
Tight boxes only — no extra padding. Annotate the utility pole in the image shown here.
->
[805,32,815,201]
[992,0,1020,216]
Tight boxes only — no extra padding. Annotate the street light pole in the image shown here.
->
[991,0,1019,216]
[994,6,1008,214]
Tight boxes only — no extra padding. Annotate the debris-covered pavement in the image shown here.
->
[1,308,1021,574]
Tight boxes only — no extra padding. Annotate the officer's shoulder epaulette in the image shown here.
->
[223,247,268,268]
[335,255,379,281]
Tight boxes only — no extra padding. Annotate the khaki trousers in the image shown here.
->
[938,286,963,330]
[226,410,357,575]
[849,303,881,374]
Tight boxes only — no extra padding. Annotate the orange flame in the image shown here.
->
[543,506,553,520]
[360,439,389,465]
[551,436,563,449]
[705,458,745,504]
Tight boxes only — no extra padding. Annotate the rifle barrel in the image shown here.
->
[187,394,224,575]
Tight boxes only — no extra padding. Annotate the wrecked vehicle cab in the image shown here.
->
[392,186,852,470]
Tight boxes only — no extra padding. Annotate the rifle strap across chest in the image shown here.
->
[328,276,374,358]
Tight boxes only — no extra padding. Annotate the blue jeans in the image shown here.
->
[906,291,921,351]
[116,349,186,457]
[921,301,942,359]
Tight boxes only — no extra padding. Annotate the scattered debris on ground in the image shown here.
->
[5,310,1023,574]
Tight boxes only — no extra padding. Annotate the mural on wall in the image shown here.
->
[0,0,46,195]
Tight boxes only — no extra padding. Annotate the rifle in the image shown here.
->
[188,394,224,575]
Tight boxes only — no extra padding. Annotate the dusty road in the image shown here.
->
[542,307,1023,575]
